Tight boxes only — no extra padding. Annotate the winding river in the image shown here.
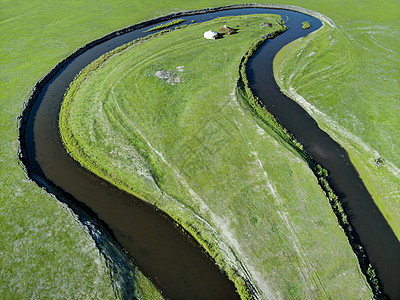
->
[19,4,400,299]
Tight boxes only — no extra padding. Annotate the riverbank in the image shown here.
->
[273,14,400,242]
[237,31,383,297]
[59,13,371,298]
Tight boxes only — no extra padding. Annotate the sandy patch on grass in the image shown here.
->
[155,66,184,85]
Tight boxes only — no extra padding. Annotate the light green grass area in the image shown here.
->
[1,0,398,298]
[274,1,400,238]
[60,15,371,298]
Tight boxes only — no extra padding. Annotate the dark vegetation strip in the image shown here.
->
[237,34,385,299]
[145,19,185,32]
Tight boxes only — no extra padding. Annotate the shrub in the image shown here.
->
[302,21,311,29]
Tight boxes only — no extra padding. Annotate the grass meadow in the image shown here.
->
[60,15,371,298]
[273,1,400,239]
[1,0,397,298]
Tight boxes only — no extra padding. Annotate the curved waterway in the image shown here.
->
[246,24,400,299]
[18,4,399,299]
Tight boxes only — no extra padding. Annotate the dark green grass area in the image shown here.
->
[60,15,371,299]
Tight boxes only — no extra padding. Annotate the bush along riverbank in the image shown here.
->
[237,32,385,299]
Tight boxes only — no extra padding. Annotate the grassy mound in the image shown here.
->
[60,14,371,299]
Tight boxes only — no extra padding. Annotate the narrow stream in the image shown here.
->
[18,5,399,299]
[246,26,400,298]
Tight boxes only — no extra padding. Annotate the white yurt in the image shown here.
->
[204,30,218,39]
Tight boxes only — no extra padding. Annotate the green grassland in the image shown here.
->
[60,15,371,298]
[1,0,398,298]
[273,1,400,238]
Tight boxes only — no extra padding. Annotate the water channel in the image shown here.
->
[19,5,400,299]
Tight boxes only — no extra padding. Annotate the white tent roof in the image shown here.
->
[204,30,217,39]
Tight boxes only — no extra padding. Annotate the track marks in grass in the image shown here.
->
[274,18,400,236]
[228,89,332,298]
[286,86,400,180]
[250,148,328,297]
[282,86,400,238]
[61,15,372,298]
[112,81,253,287]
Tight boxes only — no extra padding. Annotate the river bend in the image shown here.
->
[19,5,400,299]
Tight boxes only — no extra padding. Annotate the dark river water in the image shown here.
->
[19,5,400,299]
[246,20,400,299]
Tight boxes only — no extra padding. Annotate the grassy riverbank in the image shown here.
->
[60,15,371,298]
[273,1,400,238]
[1,0,397,298]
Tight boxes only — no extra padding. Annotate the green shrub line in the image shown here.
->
[237,33,385,299]
[237,26,310,162]
[145,19,185,32]
[315,170,384,298]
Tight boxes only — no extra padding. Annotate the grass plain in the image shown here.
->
[1,0,398,298]
[273,1,400,238]
[60,15,371,298]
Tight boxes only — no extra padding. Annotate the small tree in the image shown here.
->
[302,21,311,29]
